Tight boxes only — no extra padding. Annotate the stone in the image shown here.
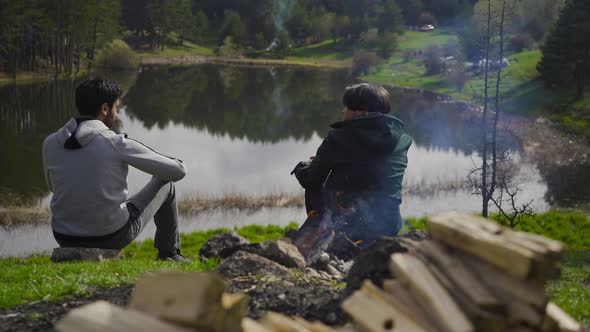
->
[326,265,342,279]
[326,232,361,261]
[345,236,412,294]
[305,268,322,279]
[215,251,292,279]
[318,252,331,265]
[199,232,249,259]
[220,239,306,269]
[284,228,299,240]
[50,247,122,263]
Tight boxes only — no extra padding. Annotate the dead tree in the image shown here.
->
[469,0,534,225]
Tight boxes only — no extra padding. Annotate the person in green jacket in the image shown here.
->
[292,83,412,246]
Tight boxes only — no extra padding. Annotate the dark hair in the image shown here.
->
[75,78,123,117]
[342,83,391,114]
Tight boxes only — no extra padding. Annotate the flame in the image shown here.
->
[354,240,363,246]
[307,210,317,217]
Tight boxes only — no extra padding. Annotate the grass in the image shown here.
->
[0,70,89,86]
[497,210,590,249]
[397,30,456,50]
[547,250,590,326]
[0,223,298,309]
[138,37,215,58]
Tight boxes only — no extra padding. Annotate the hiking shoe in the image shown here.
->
[157,250,193,264]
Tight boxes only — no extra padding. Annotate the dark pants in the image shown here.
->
[53,177,180,253]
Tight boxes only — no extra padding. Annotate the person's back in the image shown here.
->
[43,78,190,262]
[292,83,412,246]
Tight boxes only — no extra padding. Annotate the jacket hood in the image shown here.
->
[55,118,111,149]
[329,113,406,153]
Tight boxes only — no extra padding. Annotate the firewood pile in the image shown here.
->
[342,211,582,332]
[55,212,583,332]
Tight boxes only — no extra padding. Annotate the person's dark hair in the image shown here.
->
[75,78,123,117]
[342,83,391,114]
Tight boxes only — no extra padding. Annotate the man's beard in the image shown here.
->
[104,110,116,128]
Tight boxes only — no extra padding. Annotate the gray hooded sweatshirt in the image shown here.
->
[42,118,186,237]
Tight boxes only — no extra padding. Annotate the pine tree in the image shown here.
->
[537,0,590,98]
[376,0,404,35]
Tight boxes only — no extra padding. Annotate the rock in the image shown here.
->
[199,232,249,259]
[345,235,420,294]
[220,239,306,269]
[326,312,338,324]
[225,274,348,325]
[340,260,354,275]
[326,265,342,279]
[284,228,299,240]
[326,232,361,261]
[318,252,331,265]
[215,251,292,279]
[305,268,322,279]
[50,247,122,263]
[400,229,430,241]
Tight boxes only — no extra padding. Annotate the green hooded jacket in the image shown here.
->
[295,112,412,201]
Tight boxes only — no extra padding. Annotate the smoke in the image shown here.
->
[274,0,295,33]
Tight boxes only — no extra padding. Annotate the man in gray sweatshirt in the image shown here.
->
[42,78,191,262]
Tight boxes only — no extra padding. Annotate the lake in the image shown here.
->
[1,64,588,256]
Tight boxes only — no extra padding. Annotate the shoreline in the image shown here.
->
[0,54,348,86]
[139,53,350,69]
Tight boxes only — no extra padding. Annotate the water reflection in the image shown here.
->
[0,64,582,213]
[0,80,77,205]
[123,65,346,142]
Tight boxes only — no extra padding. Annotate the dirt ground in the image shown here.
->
[0,275,347,332]
[0,286,133,332]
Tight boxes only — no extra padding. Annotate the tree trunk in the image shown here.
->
[481,0,493,218]
[491,0,507,200]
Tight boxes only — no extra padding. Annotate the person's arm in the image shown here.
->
[115,135,187,182]
[293,139,332,190]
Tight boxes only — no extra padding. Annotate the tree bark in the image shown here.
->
[491,0,507,201]
[481,0,492,218]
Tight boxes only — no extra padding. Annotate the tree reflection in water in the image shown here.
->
[0,64,585,209]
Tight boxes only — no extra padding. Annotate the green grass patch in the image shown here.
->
[0,223,298,309]
[138,33,215,58]
[288,39,354,60]
[547,250,590,326]
[398,30,456,51]
[493,210,590,249]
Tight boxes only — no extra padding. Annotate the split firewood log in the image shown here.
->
[128,271,246,332]
[55,301,193,332]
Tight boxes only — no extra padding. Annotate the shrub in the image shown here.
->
[352,50,380,76]
[508,34,534,53]
[443,39,461,57]
[447,64,467,92]
[418,12,438,26]
[377,32,398,59]
[95,39,139,70]
[423,44,443,75]
[217,36,241,57]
